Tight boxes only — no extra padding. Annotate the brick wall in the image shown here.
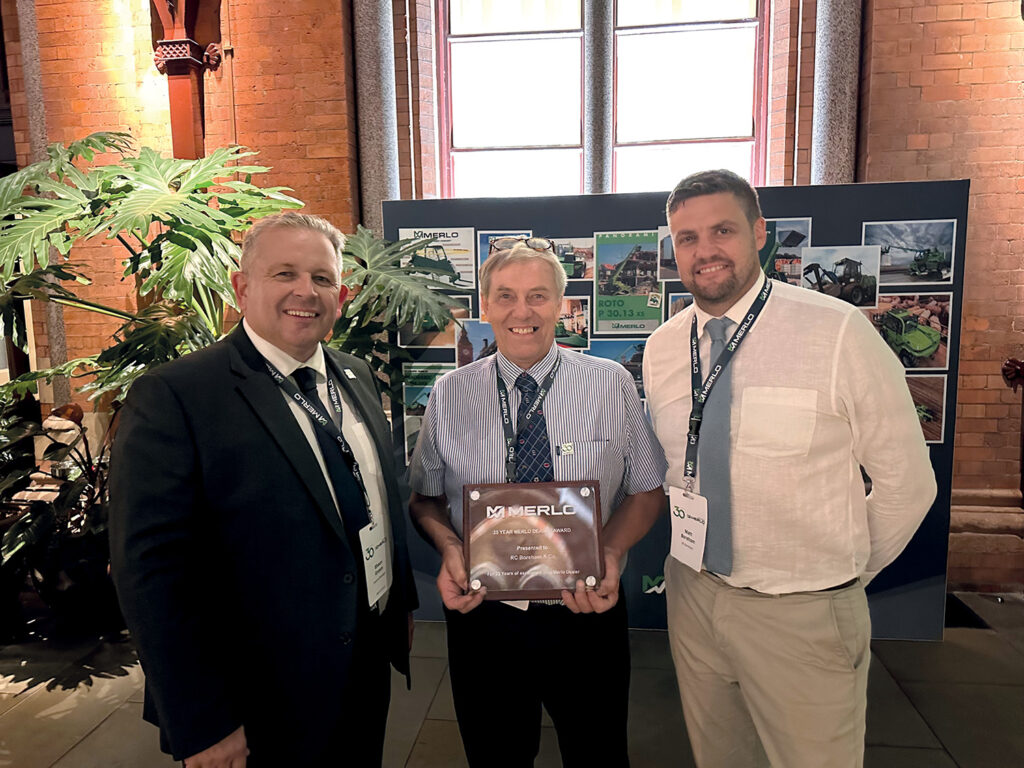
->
[393,0,437,199]
[766,0,816,186]
[860,0,1024,493]
[3,0,172,408]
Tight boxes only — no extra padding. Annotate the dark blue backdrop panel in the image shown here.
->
[384,179,969,641]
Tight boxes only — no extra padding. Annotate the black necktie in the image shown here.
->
[514,372,554,483]
[292,366,370,536]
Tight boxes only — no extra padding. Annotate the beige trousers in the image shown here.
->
[665,557,871,768]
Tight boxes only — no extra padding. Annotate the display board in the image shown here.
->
[384,179,968,640]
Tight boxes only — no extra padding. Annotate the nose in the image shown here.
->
[291,273,316,297]
[509,296,533,318]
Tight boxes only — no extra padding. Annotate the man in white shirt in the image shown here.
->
[110,213,417,767]
[642,170,936,767]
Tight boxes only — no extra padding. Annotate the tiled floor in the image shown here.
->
[1,592,1022,767]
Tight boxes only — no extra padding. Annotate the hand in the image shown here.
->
[437,541,485,613]
[184,726,248,768]
[562,548,620,614]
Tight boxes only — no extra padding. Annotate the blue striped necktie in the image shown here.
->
[514,372,554,483]
[701,318,734,575]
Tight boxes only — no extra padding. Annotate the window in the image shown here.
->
[437,1,767,197]
[439,1,584,198]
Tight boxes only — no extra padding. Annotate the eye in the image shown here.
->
[678,234,695,245]
[275,271,294,279]
[313,275,335,286]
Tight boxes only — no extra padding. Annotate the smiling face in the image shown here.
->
[669,191,767,316]
[481,259,562,370]
[231,226,347,361]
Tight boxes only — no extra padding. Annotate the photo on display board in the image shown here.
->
[478,230,532,270]
[397,227,477,289]
[905,374,947,444]
[594,231,663,334]
[398,295,471,348]
[657,225,678,282]
[863,293,952,371]
[763,217,811,286]
[455,319,496,367]
[862,219,956,285]
[401,363,455,464]
[550,237,595,281]
[556,296,590,350]
[799,245,882,308]
[666,292,695,319]
[587,339,647,399]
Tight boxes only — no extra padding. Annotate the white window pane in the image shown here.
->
[451,38,582,148]
[614,142,752,193]
[617,27,755,142]
[617,0,756,27]
[452,149,582,197]
[451,0,581,35]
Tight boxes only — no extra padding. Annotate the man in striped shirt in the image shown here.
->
[409,240,667,768]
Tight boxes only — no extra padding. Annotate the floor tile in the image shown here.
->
[864,745,958,768]
[404,719,469,768]
[425,666,553,727]
[49,701,175,767]
[629,628,675,670]
[628,666,694,767]
[0,662,143,768]
[872,628,1024,685]
[411,620,448,659]
[902,682,1024,768]
[384,656,448,768]
[865,654,940,748]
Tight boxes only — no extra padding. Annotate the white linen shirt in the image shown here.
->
[642,275,937,594]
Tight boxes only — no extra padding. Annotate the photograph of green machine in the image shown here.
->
[862,219,955,284]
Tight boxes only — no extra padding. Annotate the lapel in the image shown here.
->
[225,327,350,545]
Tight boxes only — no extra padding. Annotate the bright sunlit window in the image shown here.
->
[438,1,765,197]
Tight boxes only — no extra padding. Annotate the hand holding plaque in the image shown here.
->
[462,481,603,601]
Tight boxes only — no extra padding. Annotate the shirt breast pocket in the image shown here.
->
[736,386,818,458]
[555,438,611,483]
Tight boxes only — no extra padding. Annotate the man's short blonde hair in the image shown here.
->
[480,242,567,299]
[241,212,346,273]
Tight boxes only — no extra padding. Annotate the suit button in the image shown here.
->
[343,572,355,585]
[340,632,352,645]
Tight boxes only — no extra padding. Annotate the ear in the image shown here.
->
[753,217,768,250]
[231,271,248,313]
[335,284,349,320]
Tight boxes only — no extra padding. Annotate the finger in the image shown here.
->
[561,589,582,613]
[574,580,595,614]
[454,588,485,613]
[586,588,618,614]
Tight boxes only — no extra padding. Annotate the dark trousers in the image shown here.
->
[445,594,630,768]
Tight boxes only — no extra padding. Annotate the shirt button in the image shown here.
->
[340,632,352,644]
[343,573,355,585]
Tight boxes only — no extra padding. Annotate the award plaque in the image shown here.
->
[462,481,604,600]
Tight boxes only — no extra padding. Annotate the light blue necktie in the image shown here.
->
[700,318,734,575]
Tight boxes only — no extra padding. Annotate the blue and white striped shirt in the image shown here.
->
[410,344,667,535]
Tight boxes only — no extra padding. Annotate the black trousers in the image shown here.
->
[444,594,630,768]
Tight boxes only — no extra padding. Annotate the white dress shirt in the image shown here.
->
[242,321,390,537]
[642,275,936,594]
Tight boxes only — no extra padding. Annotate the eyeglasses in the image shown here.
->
[488,236,555,254]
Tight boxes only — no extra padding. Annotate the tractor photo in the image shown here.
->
[555,242,586,279]
[410,244,461,283]
[874,308,942,367]
[802,258,877,306]
[882,244,951,280]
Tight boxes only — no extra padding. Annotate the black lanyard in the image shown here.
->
[264,359,373,520]
[683,277,772,490]
[496,355,561,484]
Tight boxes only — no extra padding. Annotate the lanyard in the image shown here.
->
[683,276,772,491]
[496,355,561,484]
[264,359,373,520]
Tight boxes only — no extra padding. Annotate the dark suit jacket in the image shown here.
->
[109,327,417,762]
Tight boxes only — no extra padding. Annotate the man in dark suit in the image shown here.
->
[110,212,417,767]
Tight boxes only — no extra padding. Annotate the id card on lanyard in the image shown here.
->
[669,277,772,570]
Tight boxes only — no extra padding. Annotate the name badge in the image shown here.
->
[359,522,392,609]
[668,485,707,572]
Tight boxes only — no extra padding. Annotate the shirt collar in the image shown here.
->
[495,342,560,387]
[693,271,767,337]
[242,319,327,382]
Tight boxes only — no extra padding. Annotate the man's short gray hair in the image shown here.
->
[480,242,567,299]
[241,212,346,273]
